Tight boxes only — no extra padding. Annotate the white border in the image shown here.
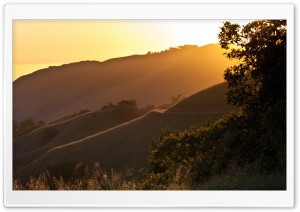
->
[3,4,294,207]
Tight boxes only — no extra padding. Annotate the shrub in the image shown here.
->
[142,111,286,190]
[14,117,45,137]
[112,100,139,122]
[78,109,91,115]
[101,101,116,110]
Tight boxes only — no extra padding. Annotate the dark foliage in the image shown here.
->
[170,93,185,103]
[101,101,116,110]
[218,20,286,173]
[218,20,286,113]
[13,117,45,138]
[112,100,139,122]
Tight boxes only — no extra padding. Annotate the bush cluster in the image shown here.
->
[142,109,286,190]
[13,118,45,138]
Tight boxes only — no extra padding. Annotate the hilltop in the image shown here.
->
[13,44,234,122]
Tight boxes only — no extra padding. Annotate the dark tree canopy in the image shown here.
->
[112,100,139,121]
[218,20,286,113]
[101,101,116,110]
[218,20,287,173]
[13,117,45,138]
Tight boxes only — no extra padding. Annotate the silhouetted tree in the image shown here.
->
[218,20,286,172]
[218,20,286,114]
[170,93,184,103]
[112,100,139,121]
[15,117,45,137]
[101,101,116,110]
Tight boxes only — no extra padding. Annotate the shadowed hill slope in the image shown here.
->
[14,83,236,182]
[13,109,127,172]
[13,44,234,122]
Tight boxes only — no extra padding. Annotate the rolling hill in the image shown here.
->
[13,44,234,122]
[13,109,135,172]
[13,82,236,182]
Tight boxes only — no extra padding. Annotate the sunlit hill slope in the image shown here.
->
[13,44,234,122]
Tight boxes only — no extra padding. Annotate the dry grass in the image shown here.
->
[13,162,285,190]
[13,162,141,190]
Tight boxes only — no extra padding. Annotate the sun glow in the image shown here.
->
[13,20,250,81]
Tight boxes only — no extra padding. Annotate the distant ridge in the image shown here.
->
[13,43,234,122]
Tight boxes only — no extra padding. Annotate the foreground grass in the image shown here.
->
[13,162,285,190]
[13,162,141,190]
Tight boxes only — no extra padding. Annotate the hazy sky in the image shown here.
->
[13,20,251,80]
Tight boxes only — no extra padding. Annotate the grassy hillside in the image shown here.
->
[13,109,127,172]
[14,82,236,183]
[167,82,236,113]
[13,44,234,122]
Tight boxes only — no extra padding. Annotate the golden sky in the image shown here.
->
[13,20,250,81]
